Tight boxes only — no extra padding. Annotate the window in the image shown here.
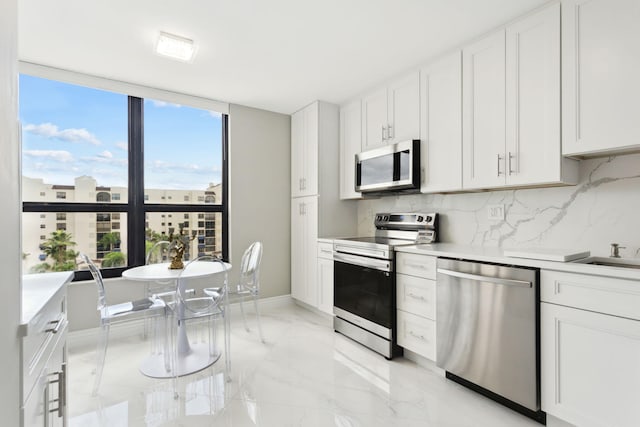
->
[198,213,204,219]
[20,75,228,279]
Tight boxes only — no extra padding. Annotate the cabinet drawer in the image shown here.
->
[22,288,66,403]
[397,311,436,361]
[317,241,334,260]
[396,274,436,320]
[396,253,437,279]
[541,270,640,321]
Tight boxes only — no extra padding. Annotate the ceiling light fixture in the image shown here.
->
[155,31,196,62]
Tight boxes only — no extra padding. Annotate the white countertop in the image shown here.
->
[21,271,73,331]
[396,243,640,281]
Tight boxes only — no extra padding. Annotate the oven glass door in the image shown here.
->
[334,260,393,329]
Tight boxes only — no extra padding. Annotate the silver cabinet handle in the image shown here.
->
[47,367,65,418]
[381,125,386,141]
[409,330,427,341]
[407,292,426,301]
[45,319,63,334]
[437,268,532,288]
[320,249,333,255]
[497,154,503,176]
[508,152,516,175]
[387,124,393,140]
[404,262,427,270]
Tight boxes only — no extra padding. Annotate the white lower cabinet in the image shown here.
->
[291,196,318,307]
[316,241,334,315]
[541,270,640,427]
[396,253,437,361]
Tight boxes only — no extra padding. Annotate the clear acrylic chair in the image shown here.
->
[143,240,173,340]
[80,253,167,396]
[237,242,264,342]
[165,256,230,399]
[206,242,264,343]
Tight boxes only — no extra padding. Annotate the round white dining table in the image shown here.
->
[122,261,231,378]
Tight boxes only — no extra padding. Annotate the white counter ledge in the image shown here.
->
[21,271,73,336]
[396,243,640,281]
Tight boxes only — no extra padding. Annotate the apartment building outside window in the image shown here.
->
[20,74,228,280]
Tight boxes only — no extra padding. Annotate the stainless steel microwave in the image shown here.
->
[355,140,420,193]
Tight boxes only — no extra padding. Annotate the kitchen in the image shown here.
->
[2,0,640,426]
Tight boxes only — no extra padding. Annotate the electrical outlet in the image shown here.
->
[488,204,505,221]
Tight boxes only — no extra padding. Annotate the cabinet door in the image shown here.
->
[291,109,304,197]
[291,199,305,301]
[420,51,463,193]
[301,102,319,196]
[361,87,388,150]
[542,303,640,427]
[506,3,560,186]
[303,196,318,307]
[387,71,420,144]
[317,257,334,315]
[562,0,640,156]
[462,30,506,190]
[339,100,363,200]
[291,196,318,306]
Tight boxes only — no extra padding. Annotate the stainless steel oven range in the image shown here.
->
[332,213,438,359]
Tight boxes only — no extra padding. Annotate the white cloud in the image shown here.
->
[114,141,128,151]
[23,122,101,145]
[149,100,181,108]
[24,150,74,162]
[209,111,221,118]
[98,150,113,159]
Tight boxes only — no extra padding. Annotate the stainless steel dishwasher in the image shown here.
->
[436,258,545,424]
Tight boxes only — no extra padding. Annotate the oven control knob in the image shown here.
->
[376,215,382,221]
[426,216,432,223]
[417,216,424,222]
[383,215,389,221]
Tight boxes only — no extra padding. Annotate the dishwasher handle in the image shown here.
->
[437,268,532,288]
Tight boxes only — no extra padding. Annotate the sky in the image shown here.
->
[19,74,223,191]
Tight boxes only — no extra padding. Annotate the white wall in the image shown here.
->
[358,154,640,258]
[0,0,22,423]
[228,104,291,298]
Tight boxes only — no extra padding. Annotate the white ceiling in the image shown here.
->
[19,0,548,115]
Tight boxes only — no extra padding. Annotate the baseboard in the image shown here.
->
[68,293,295,348]
[402,349,444,376]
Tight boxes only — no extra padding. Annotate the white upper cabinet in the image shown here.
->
[291,102,319,198]
[361,72,420,150]
[339,99,362,200]
[506,3,566,186]
[462,30,506,190]
[562,0,640,157]
[464,4,577,190]
[420,51,463,193]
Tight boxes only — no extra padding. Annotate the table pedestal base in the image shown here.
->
[139,343,220,378]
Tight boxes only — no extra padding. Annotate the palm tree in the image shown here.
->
[101,251,126,267]
[39,230,77,269]
[99,232,121,252]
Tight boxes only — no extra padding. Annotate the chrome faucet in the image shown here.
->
[610,243,626,258]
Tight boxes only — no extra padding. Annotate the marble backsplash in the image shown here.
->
[357,153,640,259]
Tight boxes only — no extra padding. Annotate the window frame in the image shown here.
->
[23,96,229,281]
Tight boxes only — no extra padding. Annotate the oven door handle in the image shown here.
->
[334,253,392,272]
[437,268,532,288]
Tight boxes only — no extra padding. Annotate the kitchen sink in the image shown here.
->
[574,257,640,270]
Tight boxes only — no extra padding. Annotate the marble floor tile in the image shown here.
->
[67,302,542,426]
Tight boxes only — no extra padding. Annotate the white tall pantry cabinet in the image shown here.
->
[291,101,356,310]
